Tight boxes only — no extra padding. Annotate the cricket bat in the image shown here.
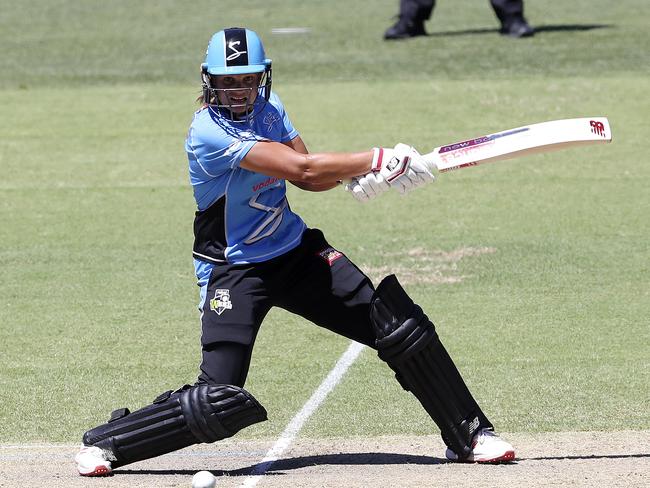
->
[423,117,612,173]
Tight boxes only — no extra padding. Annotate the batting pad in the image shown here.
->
[82,384,267,468]
[370,275,493,458]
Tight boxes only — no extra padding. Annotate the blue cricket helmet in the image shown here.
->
[201,27,273,122]
[203,27,272,75]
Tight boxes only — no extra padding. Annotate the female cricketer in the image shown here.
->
[75,27,514,477]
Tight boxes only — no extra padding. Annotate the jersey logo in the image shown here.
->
[210,289,233,315]
[244,194,287,244]
[252,176,280,193]
[263,112,281,132]
[226,40,247,61]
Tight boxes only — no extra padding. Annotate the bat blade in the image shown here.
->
[423,117,612,173]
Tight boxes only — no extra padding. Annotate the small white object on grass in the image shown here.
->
[271,27,311,35]
[192,470,217,488]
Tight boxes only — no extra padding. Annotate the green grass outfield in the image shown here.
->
[0,0,648,443]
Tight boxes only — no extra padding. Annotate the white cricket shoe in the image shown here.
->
[75,445,113,476]
[445,428,516,463]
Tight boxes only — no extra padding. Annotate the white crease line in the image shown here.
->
[0,444,80,449]
[239,341,365,488]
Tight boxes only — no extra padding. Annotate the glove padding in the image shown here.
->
[345,172,390,202]
[372,143,435,194]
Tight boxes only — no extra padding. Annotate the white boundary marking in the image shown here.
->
[239,341,365,487]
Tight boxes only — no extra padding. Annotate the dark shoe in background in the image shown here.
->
[384,17,427,40]
[500,18,535,38]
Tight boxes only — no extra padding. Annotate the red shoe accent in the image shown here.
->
[80,465,112,477]
[476,450,516,463]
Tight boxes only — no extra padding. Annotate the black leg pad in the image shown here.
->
[371,275,493,459]
[82,384,267,468]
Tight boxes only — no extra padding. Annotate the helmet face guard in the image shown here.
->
[201,66,272,123]
[201,28,272,123]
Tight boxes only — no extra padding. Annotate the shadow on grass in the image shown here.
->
[427,24,613,37]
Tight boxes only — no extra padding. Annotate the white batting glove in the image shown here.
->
[371,143,435,194]
[344,173,390,202]
[345,177,370,202]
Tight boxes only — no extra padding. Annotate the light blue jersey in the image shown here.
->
[186,92,306,266]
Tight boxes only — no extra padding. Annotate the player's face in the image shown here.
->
[214,73,261,115]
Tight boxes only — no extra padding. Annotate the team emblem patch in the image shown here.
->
[263,112,281,132]
[317,247,343,265]
[226,40,247,61]
[224,28,249,67]
[210,289,233,315]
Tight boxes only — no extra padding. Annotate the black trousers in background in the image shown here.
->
[400,0,525,26]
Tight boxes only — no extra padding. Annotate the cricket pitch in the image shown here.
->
[2,431,648,487]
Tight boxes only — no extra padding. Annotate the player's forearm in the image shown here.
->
[242,141,373,184]
[297,151,372,183]
[284,137,342,190]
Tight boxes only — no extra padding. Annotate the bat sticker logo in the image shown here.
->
[590,120,606,138]
[438,128,529,154]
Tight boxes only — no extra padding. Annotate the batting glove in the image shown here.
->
[372,143,435,194]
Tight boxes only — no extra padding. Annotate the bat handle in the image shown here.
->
[421,153,440,173]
